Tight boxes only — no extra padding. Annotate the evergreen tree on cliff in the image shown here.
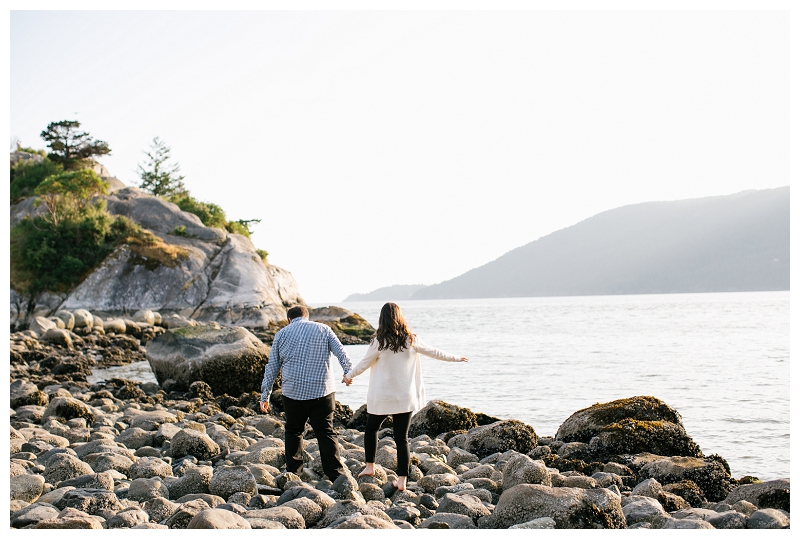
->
[137,137,186,198]
[40,120,111,170]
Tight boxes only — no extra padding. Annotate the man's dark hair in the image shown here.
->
[287,305,309,320]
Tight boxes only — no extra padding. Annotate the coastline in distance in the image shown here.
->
[343,284,428,303]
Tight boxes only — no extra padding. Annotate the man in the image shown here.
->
[260,305,352,482]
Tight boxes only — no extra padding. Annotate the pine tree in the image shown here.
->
[137,137,186,198]
[40,120,111,170]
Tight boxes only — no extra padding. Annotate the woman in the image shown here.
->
[342,302,468,491]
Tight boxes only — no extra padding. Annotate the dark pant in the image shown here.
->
[282,393,346,481]
[364,411,413,476]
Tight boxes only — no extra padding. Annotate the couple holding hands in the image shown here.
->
[259,302,468,491]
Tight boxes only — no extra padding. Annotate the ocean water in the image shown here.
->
[89,291,790,480]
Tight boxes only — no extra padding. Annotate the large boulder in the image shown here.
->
[589,418,702,460]
[461,420,538,459]
[723,479,790,511]
[146,325,270,395]
[555,396,685,444]
[637,455,733,502]
[478,484,626,529]
[408,400,478,439]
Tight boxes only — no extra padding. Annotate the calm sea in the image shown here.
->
[89,291,790,480]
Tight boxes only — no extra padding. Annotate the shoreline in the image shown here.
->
[9,316,790,529]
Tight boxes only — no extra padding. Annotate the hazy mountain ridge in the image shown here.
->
[412,187,789,299]
[344,284,428,302]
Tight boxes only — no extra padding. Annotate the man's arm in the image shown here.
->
[326,326,352,375]
[260,335,282,412]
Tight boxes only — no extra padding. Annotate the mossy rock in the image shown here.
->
[333,401,354,428]
[475,412,503,426]
[757,488,790,512]
[146,325,270,397]
[348,404,393,431]
[463,419,538,460]
[42,396,95,423]
[663,480,707,508]
[335,314,375,339]
[588,418,703,460]
[408,400,478,439]
[638,456,733,502]
[541,454,603,477]
[115,380,147,401]
[555,396,684,444]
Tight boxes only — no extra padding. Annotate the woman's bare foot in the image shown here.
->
[358,463,375,478]
[392,476,407,491]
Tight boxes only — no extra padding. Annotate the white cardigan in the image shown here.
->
[345,337,462,416]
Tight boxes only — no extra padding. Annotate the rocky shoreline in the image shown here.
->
[9,310,790,529]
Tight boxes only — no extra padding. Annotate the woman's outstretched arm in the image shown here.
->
[413,338,469,363]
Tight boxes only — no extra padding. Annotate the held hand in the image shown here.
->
[460,357,469,362]
[259,400,269,413]
[342,375,353,386]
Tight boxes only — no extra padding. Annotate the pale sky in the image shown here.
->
[9,7,790,303]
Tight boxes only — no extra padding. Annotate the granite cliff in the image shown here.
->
[10,162,304,330]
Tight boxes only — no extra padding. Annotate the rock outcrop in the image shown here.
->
[145,325,271,396]
[555,396,702,460]
[10,185,305,330]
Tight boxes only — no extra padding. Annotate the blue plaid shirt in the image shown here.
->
[260,317,352,402]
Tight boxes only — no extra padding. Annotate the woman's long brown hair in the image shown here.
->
[373,302,415,353]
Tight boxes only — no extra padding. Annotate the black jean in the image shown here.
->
[282,393,346,481]
[364,411,413,477]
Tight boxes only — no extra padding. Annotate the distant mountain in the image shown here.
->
[413,187,789,300]
[344,284,429,302]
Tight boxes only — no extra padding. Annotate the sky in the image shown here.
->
[9,6,790,303]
